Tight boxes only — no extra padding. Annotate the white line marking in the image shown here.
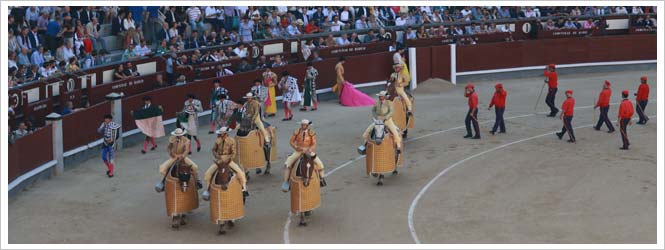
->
[283,99,655,243]
[283,212,291,244]
[407,115,656,244]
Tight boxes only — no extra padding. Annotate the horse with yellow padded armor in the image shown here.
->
[235,92,277,179]
[358,91,404,185]
[202,127,248,235]
[281,119,326,226]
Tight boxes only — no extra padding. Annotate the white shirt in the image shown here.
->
[336,37,350,46]
[63,47,75,61]
[420,6,432,16]
[395,17,406,26]
[461,9,472,17]
[500,25,510,32]
[233,47,247,58]
[393,52,403,65]
[615,7,628,14]
[123,18,136,30]
[355,19,367,30]
[205,7,220,19]
[330,20,345,31]
[186,7,201,21]
[340,10,350,22]
[135,45,151,56]
[276,6,288,13]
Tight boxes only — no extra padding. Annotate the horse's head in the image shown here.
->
[174,160,193,192]
[214,160,233,191]
[371,118,386,145]
[297,153,317,187]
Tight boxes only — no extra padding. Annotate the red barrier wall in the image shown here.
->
[431,45,452,81]
[455,34,656,72]
[8,125,53,182]
[62,102,112,152]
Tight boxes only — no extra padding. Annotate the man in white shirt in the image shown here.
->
[355,15,368,30]
[287,22,301,36]
[62,41,76,62]
[395,13,407,26]
[205,6,222,31]
[186,6,205,31]
[330,16,345,31]
[615,6,628,14]
[233,43,248,58]
[86,17,108,52]
[460,7,472,18]
[500,24,511,32]
[135,41,152,56]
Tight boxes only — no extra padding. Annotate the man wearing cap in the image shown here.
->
[243,92,271,145]
[556,90,576,143]
[204,127,247,192]
[282,119,325,191]
[97,114,121,178]
[464,84,480,139]
[594,80,615,133]
[182,94,203,154]
[617,90,634,150]
[250,78,268,117]
[132,96,162,154]
[158,128,201,186]
[544,64,559,117]
[209,79,229,134]
[488,83,507,135]
[279,71,301,121]
[634,76,650,124]
[392,63,413,115]
[362,91,403,150]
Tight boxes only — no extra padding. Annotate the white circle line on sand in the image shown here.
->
[282,99,651,244]
[407,115,656,244]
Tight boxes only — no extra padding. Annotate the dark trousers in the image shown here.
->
[560,115,575,141]
[595,106,615,131]
[545,88,559,115]
[465,108,480,136]
[636,100,648,123]
[620,118,630,148]
[492,107,505,133]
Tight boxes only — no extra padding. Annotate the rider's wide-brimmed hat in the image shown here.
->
[243,92,255,99]
[216,127,232,134]
[376,90,389,97]
[301,119,312,125]
[171,128,187,136]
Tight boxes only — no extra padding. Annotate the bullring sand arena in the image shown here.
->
[9,69,657,244]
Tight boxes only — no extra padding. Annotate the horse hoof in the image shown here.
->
[263,169,270,175]
[218,230,226,235]
[377,181,383,186]
[392,170,398,175]
[255,169,262,174]
[226,221,235,228]
[299,221,307,227]
[180,220,187,226]
[304,211,312,216]
[371,173,378,178]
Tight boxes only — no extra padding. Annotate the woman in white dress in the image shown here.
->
[278,71,301,121]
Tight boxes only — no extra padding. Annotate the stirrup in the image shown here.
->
[281,181,290,192]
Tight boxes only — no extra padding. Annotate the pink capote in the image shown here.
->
[339,81,376,107]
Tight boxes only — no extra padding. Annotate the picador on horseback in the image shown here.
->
[235,92,276,178]
[281,119,326,226]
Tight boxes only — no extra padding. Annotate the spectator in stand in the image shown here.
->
[395,13,407,26]
[62,40,76,63]
[229,30,240,43]
[367,14,383,29]
[287,20,302,36]
[186,6,205,31]
[82,51,96,69]
[466,23,480,35]
[166,53,176,84]
[355,15,368,30]
[66,57,80,72]
[123,11,141,48]
[121,44,138,61]
[271,54,287,67]
[416,25,429,39]
[9,30,20,54]
[25,65,41,81]
[17,48,31,67]
[86,17,107,52]
[114,64,128,80]
[135,40,152,57]
[326,34,338,47]
[564,18,577,29]
[236,58,253,72]
[13,121,31,140]
[239,16,255,41]
[216,65,234,77]
[205,6,223,32]
[524,7,537,18]
[233,43,248,58]
[583,18,596,29]
[336,33,351,46]
[305,19,321,34]
[405,27,417,40]
[545,19,557,30]
[331,15,345,31]
[632,6,644,14]
[349,32,362,44]
[363,29,379,43]
[500,23,511,32]
[175,75,187,86]
[124,62,140,77]
[554,18,566,29]
[255,55,270,69]
[570,6,582,16]
[310,50,323,62]
[615,6,628,15]
[378,28,391,41]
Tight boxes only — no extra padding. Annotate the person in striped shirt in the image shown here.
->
[97,114,121,178]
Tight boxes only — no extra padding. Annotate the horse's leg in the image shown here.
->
[304,211,312,216]
[180,214,187,225]
[226,220,235,228]
[298,213,307,226]
[218,223,226,235]
[171,215,180,229]
[403,129,408,138]
[245,171,250,181]
[377,175,384,186]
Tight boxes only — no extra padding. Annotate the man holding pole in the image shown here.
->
[594,80,614,133]
[543,64,559,117]
[618,90,634,150]
[635,76,650,124]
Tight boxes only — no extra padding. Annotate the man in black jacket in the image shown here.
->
[187,30,202,49]
[157,22,171,44]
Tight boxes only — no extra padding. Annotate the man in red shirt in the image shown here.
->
[488,83,507,135]
[464,83,480,139]
[594,80,615,133]
[543,64,559,117]
[555,89,575,143]
[618,90,635,150]
[304,19,322,34]
[634,76,650,124]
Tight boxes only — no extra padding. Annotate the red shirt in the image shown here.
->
[596,88,611,108]
[544,70,558,89]
[561,97,575,116]
[489,89,507,108]
[304,23,321,34]
[636,83,649,101]
[467,91,478,109]
[618,99,635,119]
